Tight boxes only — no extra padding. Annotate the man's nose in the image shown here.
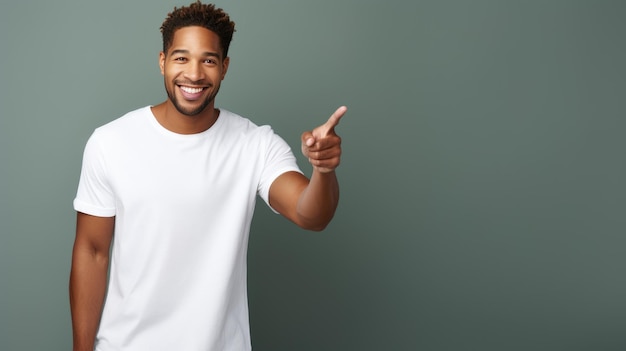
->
[184,62,205,81]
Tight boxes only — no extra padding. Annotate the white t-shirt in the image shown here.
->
[74,106,302,351]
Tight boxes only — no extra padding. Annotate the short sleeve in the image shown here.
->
[73,131,116,217]
[256,126,302,212]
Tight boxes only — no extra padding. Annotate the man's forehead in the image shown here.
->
[168,26,222,54]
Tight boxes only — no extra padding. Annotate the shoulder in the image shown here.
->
[95,106,150,133]
[219,109,261,131]
[219,109,276,136]
[81,106,153,158]
[89,106,151,141]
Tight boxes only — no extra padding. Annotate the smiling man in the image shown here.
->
[69,2,346,351]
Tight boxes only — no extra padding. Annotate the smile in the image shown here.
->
[179,86,205,94]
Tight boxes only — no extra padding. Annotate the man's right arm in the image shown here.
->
[69,212,114,351]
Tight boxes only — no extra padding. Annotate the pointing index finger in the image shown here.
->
[319,106,347,136]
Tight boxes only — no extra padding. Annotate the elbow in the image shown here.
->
[293,199,338,231]
[304,224,328,232]
[296,215,334,232]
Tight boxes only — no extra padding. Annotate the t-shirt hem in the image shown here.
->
[73,198,116,217]
[262,166,303,214]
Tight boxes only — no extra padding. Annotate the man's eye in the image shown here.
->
[204,59,216,64]
[175,57,187,62]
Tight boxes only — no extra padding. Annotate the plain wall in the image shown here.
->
[1,0,625,350]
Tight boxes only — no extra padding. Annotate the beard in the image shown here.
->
[165,82,221,117]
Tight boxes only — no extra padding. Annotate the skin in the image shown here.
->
[69,25,346,351]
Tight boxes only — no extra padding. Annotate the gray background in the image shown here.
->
[1,0,625,350]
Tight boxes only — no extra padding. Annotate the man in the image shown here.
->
[69,2,346,350]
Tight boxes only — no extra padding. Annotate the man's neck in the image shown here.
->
[151,101,219,135]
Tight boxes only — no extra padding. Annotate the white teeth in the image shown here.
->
[180,86,204,94]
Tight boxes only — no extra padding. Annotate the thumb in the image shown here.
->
[306,137,315,147]
[301,131,315,147]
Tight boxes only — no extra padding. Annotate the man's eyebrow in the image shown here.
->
[170,49,221,58]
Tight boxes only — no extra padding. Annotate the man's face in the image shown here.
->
[160,26,229,116]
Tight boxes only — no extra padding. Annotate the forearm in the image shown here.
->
[274,106,345,230]
[69,248,109,351]
[296,170,339,231]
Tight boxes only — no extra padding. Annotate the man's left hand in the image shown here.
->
[301,106,347,173]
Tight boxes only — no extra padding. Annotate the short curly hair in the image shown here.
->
[160,1,236,59]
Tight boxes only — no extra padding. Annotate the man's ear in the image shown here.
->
[159,52,166,75]
[221,56,230,80]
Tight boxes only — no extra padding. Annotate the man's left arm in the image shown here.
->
[269,106,347,231]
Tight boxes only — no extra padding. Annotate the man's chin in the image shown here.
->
[172,100,212,117]
[176,106,205,116]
